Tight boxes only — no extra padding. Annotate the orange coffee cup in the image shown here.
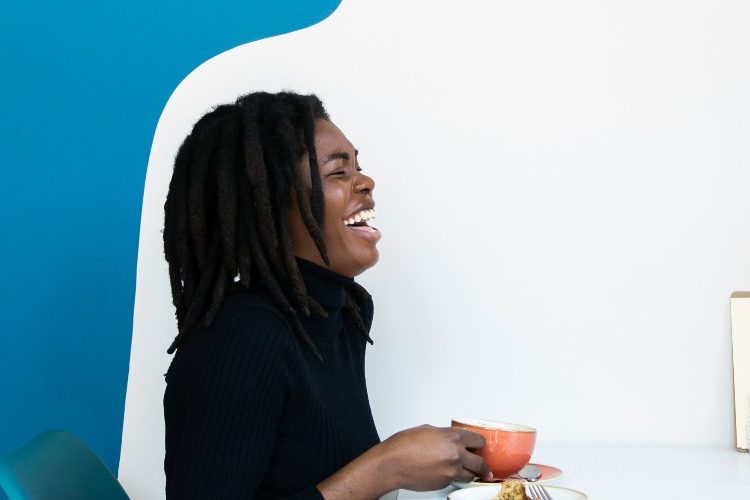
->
[451,418,536,479]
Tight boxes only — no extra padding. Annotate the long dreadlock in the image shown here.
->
[163,91,372,360]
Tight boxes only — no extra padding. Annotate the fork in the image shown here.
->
[527,483,554,500]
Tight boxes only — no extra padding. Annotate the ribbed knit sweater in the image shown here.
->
[164,259,380,499]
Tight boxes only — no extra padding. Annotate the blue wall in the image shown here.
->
[0,0,341,473]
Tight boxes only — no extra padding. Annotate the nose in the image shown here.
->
[354,171,375,195]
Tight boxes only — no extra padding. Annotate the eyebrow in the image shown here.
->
[322,149,359,165]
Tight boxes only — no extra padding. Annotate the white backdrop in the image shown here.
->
[120,1,750,497]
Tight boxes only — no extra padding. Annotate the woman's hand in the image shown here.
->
[317,424,491,499]
[380,424,492,491]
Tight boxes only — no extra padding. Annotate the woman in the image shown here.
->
[163,91,491,499]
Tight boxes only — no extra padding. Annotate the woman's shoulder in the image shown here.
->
[214,290,297,342]
[167,291,296,382]
[221,289,291,323]
[184,290,296,356]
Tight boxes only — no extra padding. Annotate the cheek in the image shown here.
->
[322,188,346,225]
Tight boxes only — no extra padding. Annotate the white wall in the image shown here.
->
[120,0,750,496]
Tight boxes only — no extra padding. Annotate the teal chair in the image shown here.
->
[0,430,129,500]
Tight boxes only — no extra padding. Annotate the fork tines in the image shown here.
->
[527,484,554,500]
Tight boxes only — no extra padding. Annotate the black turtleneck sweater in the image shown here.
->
[164,260,380,499]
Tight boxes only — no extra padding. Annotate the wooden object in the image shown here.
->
[731,292,750,452]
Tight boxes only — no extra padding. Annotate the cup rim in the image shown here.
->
[451,418,536,433]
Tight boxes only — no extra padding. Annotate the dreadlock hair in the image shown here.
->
[163,91,373,361]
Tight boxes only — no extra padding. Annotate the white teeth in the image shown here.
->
[342,209,376,225]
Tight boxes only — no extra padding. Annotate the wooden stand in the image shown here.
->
[731,292,750,452]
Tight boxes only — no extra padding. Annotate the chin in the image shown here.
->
[354,250,379,276]
[331,248,379,277]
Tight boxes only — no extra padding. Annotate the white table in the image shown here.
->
[395,446,750,499]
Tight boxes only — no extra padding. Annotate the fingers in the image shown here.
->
[451,428,486,450]
[450,428,490,480]
[454,467,479,483]
[460,449,491,480]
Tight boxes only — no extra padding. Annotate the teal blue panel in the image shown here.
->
[0,0,342,473]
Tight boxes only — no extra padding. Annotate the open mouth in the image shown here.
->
[342,209,380,242]
[342,209,376,228]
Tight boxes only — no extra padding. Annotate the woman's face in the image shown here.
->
[288,119,380,277]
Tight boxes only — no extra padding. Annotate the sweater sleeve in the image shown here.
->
[165,304,321,500]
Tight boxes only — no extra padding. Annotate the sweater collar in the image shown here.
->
[296,258,353,308]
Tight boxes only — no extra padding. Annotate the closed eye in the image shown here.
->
[325,159,362,177]
[327,165,363,177]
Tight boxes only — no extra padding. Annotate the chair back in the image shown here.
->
[0,430,129,500]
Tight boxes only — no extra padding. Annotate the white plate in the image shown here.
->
[448,484,587,500]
